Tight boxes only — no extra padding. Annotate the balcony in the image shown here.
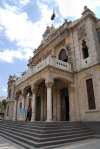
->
[81,56,91,69]
[16,57,72,86]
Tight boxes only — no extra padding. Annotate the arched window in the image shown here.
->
[82,39,89,59]
[59,49,68,62]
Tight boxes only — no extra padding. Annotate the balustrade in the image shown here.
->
[81,56,91,68]
[16,57,71,86]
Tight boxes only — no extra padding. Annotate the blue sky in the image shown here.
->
[0,0,100,97]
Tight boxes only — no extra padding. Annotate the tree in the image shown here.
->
[0,102,4,111]
[2,100,6,109]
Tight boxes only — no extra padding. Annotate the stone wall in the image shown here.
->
[74,64,100,121]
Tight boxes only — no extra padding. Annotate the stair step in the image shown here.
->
[0,126,92,138]
[0,130,94,148]
[0,127,94,142]
[0,121,94,148]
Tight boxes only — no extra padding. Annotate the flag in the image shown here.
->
[51,10,56,20]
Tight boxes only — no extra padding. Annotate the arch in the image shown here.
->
[58,49,68,62]
[23,85,31,92]
[34,78,45,86]
[53,72,73,84]
[23,85,31,96]
[16,90,22,97]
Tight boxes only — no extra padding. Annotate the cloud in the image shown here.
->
[0,1,60,50]
[0,48,33,63]
[2,88,7,92]
[0,77,1,79]
[3,3,19,13]
[20,0,30,5]
[0,3,47,48]
[0,26,4,31]
[0,26,4,35]
[55,0,100,19]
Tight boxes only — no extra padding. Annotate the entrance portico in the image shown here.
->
[13,56,74,122]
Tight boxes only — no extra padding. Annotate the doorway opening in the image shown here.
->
[36,96,41,121]
[61,87,69,121]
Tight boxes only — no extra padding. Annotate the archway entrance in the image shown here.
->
[61,87,69,121]
[36,96,41,121]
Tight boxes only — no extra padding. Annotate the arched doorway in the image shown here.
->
[36,96,41,121]
[60,87,69,121]
[59,49,68,62]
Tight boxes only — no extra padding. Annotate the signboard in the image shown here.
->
[19,108,26,121]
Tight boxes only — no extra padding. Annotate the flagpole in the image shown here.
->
[54,17,55,28]
[54,9,55,28]
[51,9,55,28]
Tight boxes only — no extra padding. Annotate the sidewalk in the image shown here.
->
[0,135,100,149]
[54,138,100,149]
[0,136,24,149]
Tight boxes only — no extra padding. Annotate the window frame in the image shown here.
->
[86,78,96,110]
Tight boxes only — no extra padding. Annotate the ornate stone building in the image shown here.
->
[6,7,100,122]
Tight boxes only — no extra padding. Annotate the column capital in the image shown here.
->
[22,90,27,97]
[68,83,74,93]
[31,84,38,94]
[45,82,54,88]
[31,88,38,94]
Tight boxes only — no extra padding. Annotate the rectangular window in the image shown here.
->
[86,78,96,110]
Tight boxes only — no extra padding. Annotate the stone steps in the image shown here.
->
[2,124,86,131]
[0,121,94,148]
[0,125,91,138]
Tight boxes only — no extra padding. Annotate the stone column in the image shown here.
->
[22,96,25,108]
[31,88,37,122]
[46,82,53,122]
[13,98,17,121]
[22,90,26,109]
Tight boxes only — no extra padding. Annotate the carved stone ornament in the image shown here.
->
[78,24,86,39]
[66,46,71,63]
[68,50,71,62]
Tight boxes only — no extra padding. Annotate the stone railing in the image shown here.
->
[55,59,71,71]
[16,57,72,86]
[36,60,45,72]
[81,56,91,69]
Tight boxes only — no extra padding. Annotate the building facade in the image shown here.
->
[6,7,100,122]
